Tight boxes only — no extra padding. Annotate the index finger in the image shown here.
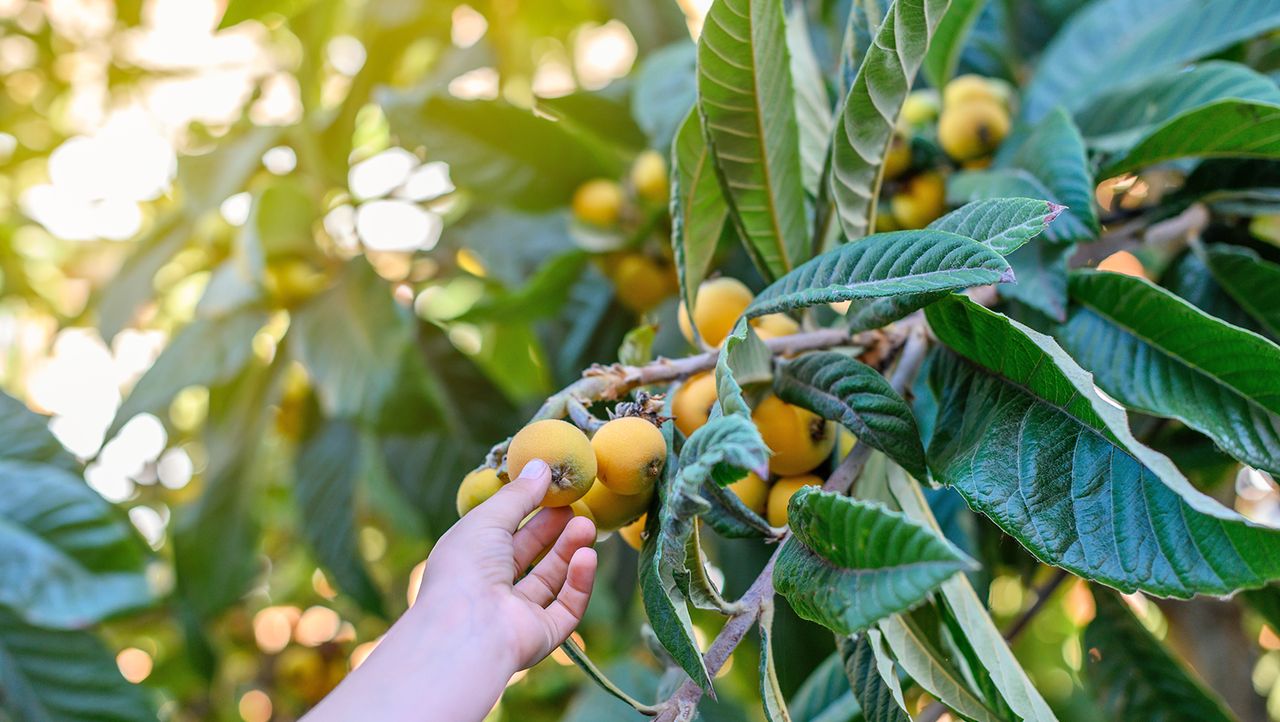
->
[469,459,551,530]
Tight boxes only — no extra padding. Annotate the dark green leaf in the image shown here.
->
[774,352,927,479]
[996,108,1098,237]
[0,606,155,722]
[774,487,973,635]
[383,94,616,210]
[1060,270,1280,475]
[928,197,1064,256]
[1161,250,1268,338]
[295,419,384,615]
[759,602,792,722]
[1102,100,1280,177]
[830,0,950,240]
[1199,243,1280,339]
[788,652,860,722]
[1021,0,1280,121]
[1242,585,1280,632]
[746,230,1012,317]
[698,0,810,279]
[925,295,1280,598]
[1085,591,1235,721]
[672,110,729,314]
[1076,61,1280,153]
[1001,239,1073,321]
[876,608,1002,722]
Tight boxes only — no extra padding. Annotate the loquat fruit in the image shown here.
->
[883,134,912,181]
[672,371,718,438]
[619,513,646,551]
[1097,250,1145,279]
[613,254,677,313]
[506,419,598,506]
[728,472,769,515]
[456,467,503,517]
[751,313,800,340]
[752,395,836,475]
[900,88,941,126]
[592,416,667,495]
[572,179,624,227]
[581,479,653,531]
[943,74,1002,109]
[889,171,947,230]
[938,100,1010,162]
[678,277,754,347]
[631,150,669,205]
[766,474,822,527]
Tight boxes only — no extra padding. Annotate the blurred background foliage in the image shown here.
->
[2,0,1279,720]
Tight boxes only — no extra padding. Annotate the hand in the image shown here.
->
[303,458,597,722]
[414,457,599,670]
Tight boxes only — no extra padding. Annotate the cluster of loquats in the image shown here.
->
[457,415,666,550]
[877,74,1014,231]
[572,151,679,314]
[673,277,844,528]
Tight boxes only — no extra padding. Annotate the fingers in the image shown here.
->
[511,507,572,573]
[515,515,596,606]
[470,459,550,531]
[541,547,597,644]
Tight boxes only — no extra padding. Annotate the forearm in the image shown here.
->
[303,604,516,722]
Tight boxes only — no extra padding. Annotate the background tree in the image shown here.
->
[4,0,1280,720]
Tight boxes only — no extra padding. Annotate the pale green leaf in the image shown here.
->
[759,601,793,722]
[671,110,729,314]
[922,0,984,89]
[1199,243,1280,338]
[877,610,1002,722]
[787,4,834,197]
[838,632,909,722]
[928,197,1065,256]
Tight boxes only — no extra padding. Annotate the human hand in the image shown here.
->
[413,457,599,671]
[303,458,597,722]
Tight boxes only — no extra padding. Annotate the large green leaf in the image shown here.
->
[788,652,860,722]
[110,308,268,437]
[1002,240,1074,321]
[295,419,385,615]
[838,632,909,722]
[1101,100,1280,177]
[877,609,1002,722]
[0,391,76,471]
[697,0,809,279]
[922,0,984,89]
[0,606,155,722]
[1198,244,1280,339]
[995,108,1098,237]
[0,460,153,628]
[830,0,950,241]
[774,352,927,479]
[631,42,697,152]
[787,3,834,197]
[773,487,973,635]
[885,464,1058,722]
[715,318,774,418]
[925,295,1280,598]
[671,110,729,315]
[1021,0,1280,121]
[844,197,1062,331]
[745,230,1012,317]
[1084,591,1235,721]
[1059,270,1280,476]
[1161,249,1268,339]
[1076,61,1280,154]
[383,94,615,211]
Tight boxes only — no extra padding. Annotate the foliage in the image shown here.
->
[4,0,1280,720]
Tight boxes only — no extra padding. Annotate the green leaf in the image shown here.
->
[1242,585,1280,632]
[701,475,775,538]
[290,261,417,422]
[1001,240,1073,321]
[774,352,927,479]
[671,110,729,314]
[788,652,860,722]
[759,602,792,722]
[745,230,1012,317]
[1102,100,1280,177]
[1162,250,1268,339]
[685,524,736,611]
[0,391,76,471]
[110,308,268,437]
[1076,61,1280,154]
[928,197,1065,256]
[787,3,834,197]
[925,295,1280,598]
[383,94,616,211]
[844,197,1062,331]
[698,0,810,279]
[773,487,973,635]
[295,419,385,615]
[1060,270,1280,476]
[0,460,153,628]
[885,464,1059,722]
[830,0,950,240]
[457,251,589,323]
[996,108,1098,236]
[877,609,1002,722]
[631,42,698,152]
[1021,0,1280,121]
[1085,591,1235,721]
[618,323,658,366]
[1199,243,1280,339]
[838,632,910,722]
[922,0,984,89]
[715,318,774,418]
[95,218,188,342]
[0,606,156,722]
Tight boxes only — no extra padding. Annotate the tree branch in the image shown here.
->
[654,321,932,721]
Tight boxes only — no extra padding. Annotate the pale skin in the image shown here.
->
[303,459,598,722]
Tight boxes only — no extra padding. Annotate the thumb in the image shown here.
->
[471,459,551,531]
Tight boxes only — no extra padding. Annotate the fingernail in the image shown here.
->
[518,459,548,479]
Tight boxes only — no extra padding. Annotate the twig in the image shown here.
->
[1070,202,1209,268]
[486,328,857,466]
[1002,568,1070,643]
[653,321,932,722]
